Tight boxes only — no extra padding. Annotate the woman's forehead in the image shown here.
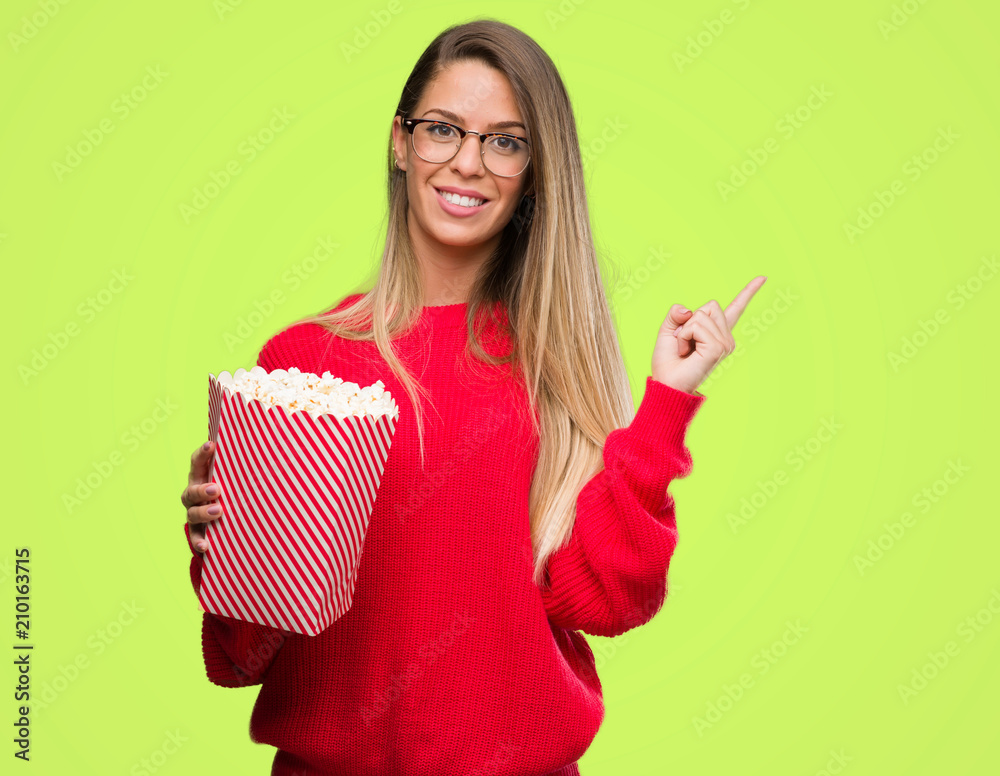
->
[417,61,523,125]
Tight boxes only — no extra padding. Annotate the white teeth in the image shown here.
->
[438,189,484,208]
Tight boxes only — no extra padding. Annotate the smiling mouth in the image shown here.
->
[435,187,489,208]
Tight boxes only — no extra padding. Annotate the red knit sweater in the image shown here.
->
[185,294,706,775]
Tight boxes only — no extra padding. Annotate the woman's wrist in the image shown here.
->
[650,373,702,397]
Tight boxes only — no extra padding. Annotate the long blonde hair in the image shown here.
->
[291,19,635,588]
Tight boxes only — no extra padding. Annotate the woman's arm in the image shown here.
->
[539,376,706,638]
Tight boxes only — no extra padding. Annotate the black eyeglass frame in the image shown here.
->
[400,117,532,177]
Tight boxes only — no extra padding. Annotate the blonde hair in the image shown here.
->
[291,18,636,588]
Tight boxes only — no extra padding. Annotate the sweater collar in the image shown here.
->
[419,300,507,329]
[420,302,468,327]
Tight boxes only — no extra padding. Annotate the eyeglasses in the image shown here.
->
[401,117,531,177]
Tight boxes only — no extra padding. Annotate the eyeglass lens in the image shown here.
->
[411,122,529,176]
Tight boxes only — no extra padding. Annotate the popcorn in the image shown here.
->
[200,366,401,636]
[217,366,400,422]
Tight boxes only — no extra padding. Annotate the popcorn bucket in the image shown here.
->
[199,368,399,636]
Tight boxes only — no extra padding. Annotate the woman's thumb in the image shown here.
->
[665,303,692,330]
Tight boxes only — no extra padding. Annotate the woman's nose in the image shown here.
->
[450,134,485,176]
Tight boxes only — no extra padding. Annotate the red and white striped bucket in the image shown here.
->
[199,370,399,636]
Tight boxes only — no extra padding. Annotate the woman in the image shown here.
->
[181,18,765,775]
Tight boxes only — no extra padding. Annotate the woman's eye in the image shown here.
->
[489,136,521,153]
[428,123,456,137]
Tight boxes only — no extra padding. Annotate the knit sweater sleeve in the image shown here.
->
[539,376,706,638]
[184,331,297,688]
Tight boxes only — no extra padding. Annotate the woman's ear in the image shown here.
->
[391,116,407,171]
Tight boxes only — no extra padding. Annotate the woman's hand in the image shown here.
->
[180,441,225,554]
[651,275,767,395]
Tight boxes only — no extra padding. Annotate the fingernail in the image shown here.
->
[679,306,690,313]
[208,505,221,515]
[197,542,207,551]
[206,484,219,496]
[203,441,211,451]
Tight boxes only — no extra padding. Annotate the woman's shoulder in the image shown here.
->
[322,292,366,316]
[256,293,365,371]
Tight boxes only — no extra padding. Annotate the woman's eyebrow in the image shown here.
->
[422,107,526,132]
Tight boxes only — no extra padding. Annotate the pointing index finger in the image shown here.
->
[724,275,767,330]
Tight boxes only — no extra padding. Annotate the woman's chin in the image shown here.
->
[427,224,492,248]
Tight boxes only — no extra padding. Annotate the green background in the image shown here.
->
[3,0,998,773]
